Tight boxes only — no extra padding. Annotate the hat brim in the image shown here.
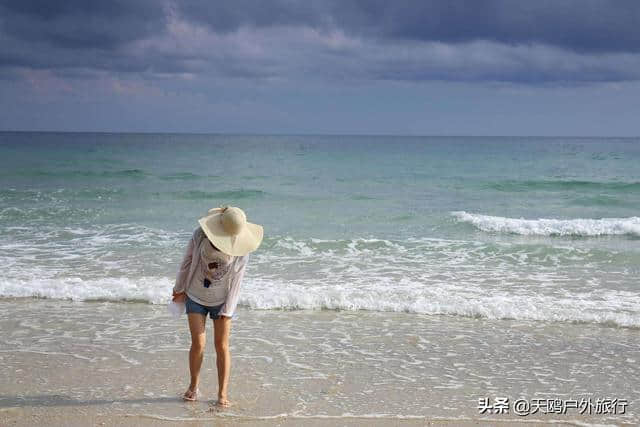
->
[198,214,263,256]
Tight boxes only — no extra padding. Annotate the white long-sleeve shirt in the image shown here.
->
[173,227,248,318]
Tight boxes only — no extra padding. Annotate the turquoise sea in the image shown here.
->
[1,132,639,327]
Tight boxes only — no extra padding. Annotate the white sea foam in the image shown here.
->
[452,211,640,237]
[1,224,638,328]
[239,277,640,328]
[0,274,173,304]
[2,272,639,328]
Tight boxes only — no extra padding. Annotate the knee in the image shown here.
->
[191,336,206,352]
[214,337,229,353]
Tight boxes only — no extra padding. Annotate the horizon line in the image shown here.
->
[0,129,638,139]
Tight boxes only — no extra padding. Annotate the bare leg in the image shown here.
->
[213,315,232,406]
[185,313,207,400]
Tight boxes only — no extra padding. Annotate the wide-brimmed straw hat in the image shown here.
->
[198,206,263,256]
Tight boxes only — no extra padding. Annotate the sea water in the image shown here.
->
[1,132,639,423]
[1,132,638,327]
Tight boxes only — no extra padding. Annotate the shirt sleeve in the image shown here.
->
[172,229,198,295]
[219,254,249,318]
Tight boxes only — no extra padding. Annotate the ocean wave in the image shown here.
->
[1,275,639,329]
[0,204,100,223]
[7,169,149,179]
[1,228,638,329]
[0,275,173,305]
[0,188,124,205]
[241,278,640,329]
[0,223,184,277]
[168,189,266,200]
[487,179,640,192]
[2,228,634,288]
[158,172,208,181]
[569,194,632,207]
[158,172,224,181]
[452,211,640,237]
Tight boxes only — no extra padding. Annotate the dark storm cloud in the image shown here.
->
[1,0,639,83]
[359,0,640,54]
[176,0,327,33]
[178,0,640,54]
[0,0,166,49]
[0,0,178,75]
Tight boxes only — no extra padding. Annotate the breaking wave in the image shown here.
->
[453,211,640,237]
[487,179,640,192]
[2,274,639,329]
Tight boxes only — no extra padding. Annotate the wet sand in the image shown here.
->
[0,298,637,426]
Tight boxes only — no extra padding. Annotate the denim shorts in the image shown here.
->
[185,295,224,320]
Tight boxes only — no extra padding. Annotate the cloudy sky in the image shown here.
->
[1,0,639,136]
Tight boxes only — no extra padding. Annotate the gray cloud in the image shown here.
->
[1,0,639,84]
[177,0,640,54]
[0,0,166,48]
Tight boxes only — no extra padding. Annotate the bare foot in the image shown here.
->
[183,387,199,401]
[216,396,231,407]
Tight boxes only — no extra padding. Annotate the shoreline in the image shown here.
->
[3,296,638,332]
[0,299,637,426]
[1,411,612,427]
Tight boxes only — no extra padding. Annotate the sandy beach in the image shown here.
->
[1,298,637,426]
